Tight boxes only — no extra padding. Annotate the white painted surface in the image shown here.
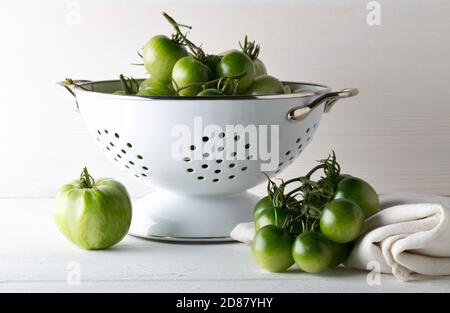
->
[0,0,450,199]
[1,198,450,293]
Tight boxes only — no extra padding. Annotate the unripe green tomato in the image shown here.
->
[253,58,267,76]
[137,78,174,96]
[172,56,213,96]
[143,35,188,83]
[216,50,256,94]
[246,75,284,96]
[252,225,295,272]
[54,169,132,250]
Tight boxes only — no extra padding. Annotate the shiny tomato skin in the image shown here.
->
[172,56,213,96]
[216,50,256,94]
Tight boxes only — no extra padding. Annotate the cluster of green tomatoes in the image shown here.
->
[252,153,380,273]
[115,13,293,97]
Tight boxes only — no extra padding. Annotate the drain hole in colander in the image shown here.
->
[97,130,101,135]
[213,178,219,182]
[246,155,253,160]
[184,157,191,162]
[106,146,110,151]
[203,152,210,158]
[114,158,118,162]
[96,137,100,142]
[231,152,237,157]
[285,151,291,156]
[189,145,196,151]
[234,135,240,141]
[127,143,132,148]
[229,163,235,168]
[216,159,223,164]
[104,129,108,134]
[245,144,250,149]
[215,169,221,174]
[275,170,280,174]
[141,173,147,177]
[296,138,301,143]
[201,164,208,169]
[121,149,126,154]
[313,122,318,129]
[142,166,148,170]
[202,136,209,142]
[218,132,225,138]
[197,176,204,180]
[137,155,143,160]
[217,146,224,152]
[307,137,311,142]
[278,162,283,167]
[129,161,134,165]
[241,166,248,171]
[289,156,294,161]
[115,133,120,138]
[125,165,130,169]
[306,128,310,134]
[135,174,139,178]
[117,154,122,159]
[187,168,194,173]
[229,175,235,179]
[109,142,114,147]
[298,144,303,150]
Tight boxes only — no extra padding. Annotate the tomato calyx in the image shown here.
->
[79,167,95,189]
[239,36,260,61]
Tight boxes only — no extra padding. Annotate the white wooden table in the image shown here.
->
[1,199,450,293]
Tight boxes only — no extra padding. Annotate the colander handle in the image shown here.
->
[287,88,359,121]
[57,79,92,111]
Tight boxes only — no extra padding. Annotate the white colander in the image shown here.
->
[61,80,358,241]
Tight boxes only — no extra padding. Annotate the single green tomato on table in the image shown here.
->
[172,56,213,96]
[246,75,284,96]
[320,199,365,244]
[53,168,132,250]
[252,225,295,272]
[292,231,334,273]
[143,35,188,83]
[333,176,380,218]
[216,50,256,94]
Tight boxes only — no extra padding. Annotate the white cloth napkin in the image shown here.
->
[230,193,450,282]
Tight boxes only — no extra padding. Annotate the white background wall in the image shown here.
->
[0,0,449,199]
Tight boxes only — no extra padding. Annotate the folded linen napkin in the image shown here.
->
[230,193,450,282]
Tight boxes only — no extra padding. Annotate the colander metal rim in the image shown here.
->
[73,80,331,101]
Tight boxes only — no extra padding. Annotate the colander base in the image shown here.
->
[128,191,258,242]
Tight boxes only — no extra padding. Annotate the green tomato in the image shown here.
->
[143,35,188,83]
[334,176,380,218]
[320,199,365,243]
[329,241,353,268]
[137,78,174,96]
[216,50,256,94]
[197,88,222,96]
[253,196,274,219]
[246,75,284,96]
[254,207,289,231]
[283,85,292,94]
[253,58,267,76]
[252,225,294,272]
[292,232,333,273]
[53,168,132,250]
[172,56,213,96]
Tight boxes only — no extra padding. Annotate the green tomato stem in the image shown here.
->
[175,72,246,96]
[79,167,95,189]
